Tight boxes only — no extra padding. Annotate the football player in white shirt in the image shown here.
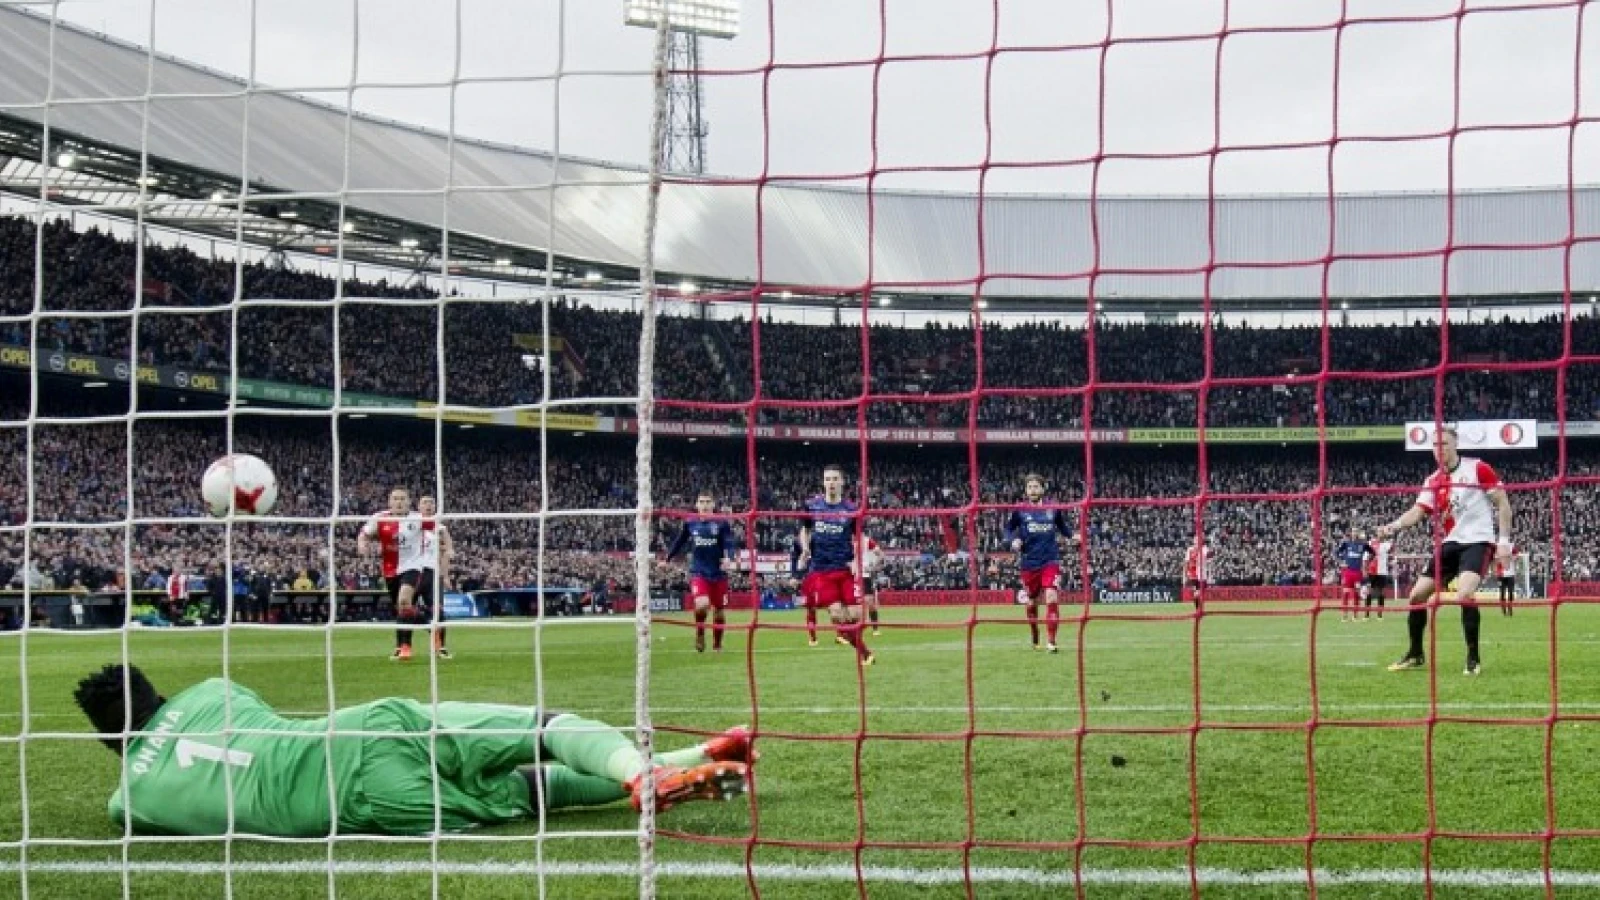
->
[418,496,455,659]
[358,488,427,661]
[860,535,885,637]
[1375,425,1513,676]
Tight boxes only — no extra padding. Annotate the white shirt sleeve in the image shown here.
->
[1414,485,1435,512]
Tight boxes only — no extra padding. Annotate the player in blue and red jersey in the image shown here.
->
[797,464,873,666]
[665,491,738,653]
[1334,528,1373,623]
[1002,473,1075,653]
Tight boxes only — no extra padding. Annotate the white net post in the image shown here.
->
[0,0,683,893]
[631,11,677,899]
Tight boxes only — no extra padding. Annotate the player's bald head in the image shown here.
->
[74,664,166,754]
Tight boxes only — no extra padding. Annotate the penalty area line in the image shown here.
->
[0,859,1596,888]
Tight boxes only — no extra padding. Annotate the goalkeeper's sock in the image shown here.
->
[522,737,718,812]
[1462,604,1482,658]
[1045,604,1060,644]
[712,611,726,650]
[541,713,648,784]
[1026,605,1039,644]
[659,745,707,768]
[1407,607,1428,658]
[532,765,629,810]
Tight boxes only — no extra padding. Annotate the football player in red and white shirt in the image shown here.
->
[1183,537,1209,610]
[860,534,886,637]
[1375,425,1513,676]
[357,487,430,661]
[1363,536,1393,621]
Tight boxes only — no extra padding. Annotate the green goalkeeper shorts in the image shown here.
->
[348,699,537,835]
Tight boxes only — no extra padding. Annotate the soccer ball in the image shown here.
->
[201,454,279,518]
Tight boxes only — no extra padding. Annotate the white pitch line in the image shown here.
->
[605,701,1600,715]
[4,701,1597,720]
[0,859,1597,888]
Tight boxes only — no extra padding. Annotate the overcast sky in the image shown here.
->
[31,0,1600,195]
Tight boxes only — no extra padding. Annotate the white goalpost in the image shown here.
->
[0,0,683,897]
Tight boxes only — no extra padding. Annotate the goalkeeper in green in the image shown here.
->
[74,665,752,836]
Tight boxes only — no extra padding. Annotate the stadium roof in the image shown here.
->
[2,5,1598,313]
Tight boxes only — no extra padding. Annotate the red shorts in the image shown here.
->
[797,573,818,608]
[809,570,859,608]
[689,577,729,610]
[1340,569,1362,590]
[1020,563,1061,601]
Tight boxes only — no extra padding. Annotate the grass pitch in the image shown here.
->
[3,600,1600,899]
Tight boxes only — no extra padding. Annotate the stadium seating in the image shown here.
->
[2,214,1595,602]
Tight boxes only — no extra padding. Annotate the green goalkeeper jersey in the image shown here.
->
[107,678,542,836]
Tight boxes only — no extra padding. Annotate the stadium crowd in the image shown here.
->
[9,215,1600,430]
[0,408,1591,609]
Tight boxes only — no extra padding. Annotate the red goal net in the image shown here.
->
[645,1,1595,897]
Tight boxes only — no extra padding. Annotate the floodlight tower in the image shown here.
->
[625,1,740,175]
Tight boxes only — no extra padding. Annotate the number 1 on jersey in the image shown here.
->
[175,738,255,770]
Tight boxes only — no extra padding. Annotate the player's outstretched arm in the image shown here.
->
[1377,504,1428,539]
[438,525,454,587]
[1001,510,1021,552]
[663,522,690,561]
[1489,487,1514,562]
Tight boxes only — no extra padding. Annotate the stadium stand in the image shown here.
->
[3,214,1596,618]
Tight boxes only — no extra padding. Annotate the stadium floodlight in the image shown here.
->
[624,0,739,38]
[586,270,604,282]
[55,151,75,168]
[399,237,420,249]
[877,297,892,307]
[678,280,698,294]
[495,257,512,267]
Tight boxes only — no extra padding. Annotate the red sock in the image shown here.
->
[1025,605,1040,644]
[848,620,870,659]
[1045,604,1060,643]
[712,611,725,649]
[694,608,707,639]
[805,606,817,640]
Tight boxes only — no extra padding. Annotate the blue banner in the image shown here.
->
[442,592,484,619]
